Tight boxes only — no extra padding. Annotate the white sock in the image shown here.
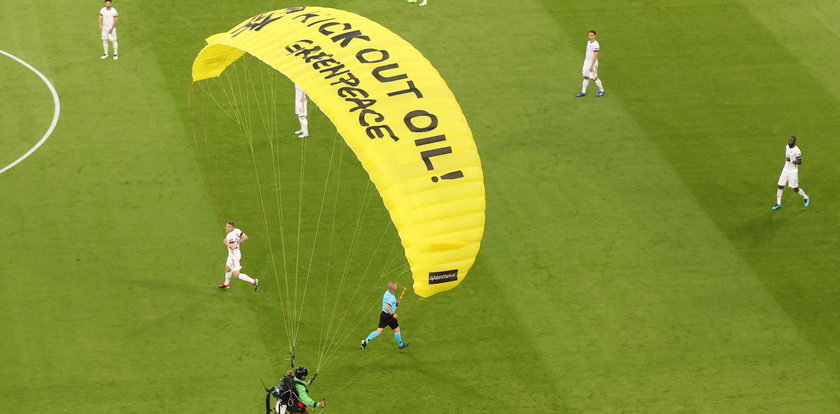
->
[113,41,118,55]
[299,117,308,134]
[238,273,255,284]
[581,79,589,93]
[224,271,232,285]
[594,79,604,91]
[776,189,783,205]
[797,188,808,199]
[103,40,109,55]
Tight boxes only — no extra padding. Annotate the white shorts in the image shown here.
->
[226,255,242,272]
[101,28,117,41]
[777,167,799,188]
[582,61,598,78]
[295,100,308,117]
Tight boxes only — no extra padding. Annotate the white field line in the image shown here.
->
[0,50,60,174]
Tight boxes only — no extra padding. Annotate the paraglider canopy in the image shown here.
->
[192,6,484,298]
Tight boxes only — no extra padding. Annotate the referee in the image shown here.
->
[361,282,410,350]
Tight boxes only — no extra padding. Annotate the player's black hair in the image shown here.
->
[227,221,235,226]
[589,30,597,35]
[789,135,797,140]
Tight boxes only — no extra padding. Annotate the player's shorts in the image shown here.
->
[295,100,308,117]
[101,28,117,41]
[777,167,799,188]
[582,61,598,78]
[226,255,242,272]
[378,311,399,330]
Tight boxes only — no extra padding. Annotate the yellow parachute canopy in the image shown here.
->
[192,7,484,297]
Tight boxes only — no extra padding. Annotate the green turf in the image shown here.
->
[2,1,840,412]
[0,54,54,169]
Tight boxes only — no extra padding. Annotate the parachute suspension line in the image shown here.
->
[294,127,341,358]
[288,130,310,347]
[318,225,410,370]
[220,60,296,349]
[316,181,409,368]
[317,179,374,363]
[319,190,388,356]
[325,238,410,365]
[268,67,296,354]
[316,146,360,369]
[249,62,294,350]
[316,131,346,371]
[317,264,412,373]
[197,61,309,354]
[201,81,237,123]
[247,64,296,354]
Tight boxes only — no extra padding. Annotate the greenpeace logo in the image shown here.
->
[428,270,458,284]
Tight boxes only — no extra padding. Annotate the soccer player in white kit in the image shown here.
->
[576,30,605,97]
[219,221,259,291]
[294,84,309,138]
[407,0,429,6]
[772,136,810,210]
[98,0,119,60]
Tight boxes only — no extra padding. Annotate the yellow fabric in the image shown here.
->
[192,7,484,297]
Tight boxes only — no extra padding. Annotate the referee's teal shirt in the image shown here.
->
[381,290,397,313]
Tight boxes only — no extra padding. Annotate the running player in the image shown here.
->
[219,221,259,290]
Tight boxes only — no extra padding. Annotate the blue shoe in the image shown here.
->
[398,342,410,349]
[595,90,606,97]
[771,204,781,210]
[804,198,810,207]
[575,92,586,97]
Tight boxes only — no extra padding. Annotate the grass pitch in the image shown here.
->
[2,1,840,412]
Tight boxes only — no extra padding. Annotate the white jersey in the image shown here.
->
[584,40,600,65]
[295,84,307,102]
[784,145,801,169]
[295,84,308,116]
[100,7,119,30]
[226,228,243,257]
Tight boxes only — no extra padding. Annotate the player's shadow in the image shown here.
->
[734,208,801,247]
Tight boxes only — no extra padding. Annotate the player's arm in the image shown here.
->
[239,232,248,243]
[98,14,103,30]
[590,50,599,71]
[110,16,118,33]
[794,155,802,165]
[385,300,397,317]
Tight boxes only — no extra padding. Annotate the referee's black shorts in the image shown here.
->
[378,311,399,329]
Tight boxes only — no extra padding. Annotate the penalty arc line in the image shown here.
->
[0,49,61,175]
